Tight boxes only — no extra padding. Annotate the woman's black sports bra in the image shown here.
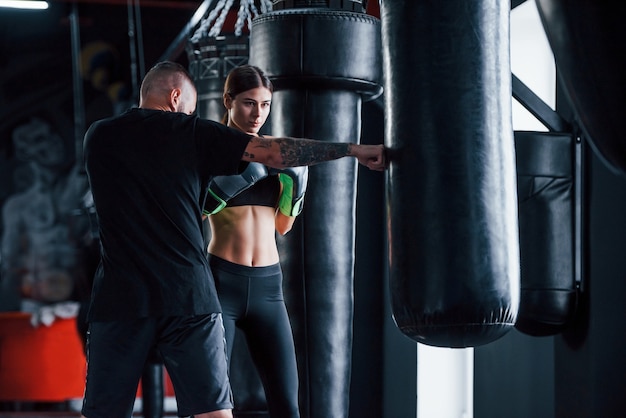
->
[227,175,280,208]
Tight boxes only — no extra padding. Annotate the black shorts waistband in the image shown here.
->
[208,254,281,277]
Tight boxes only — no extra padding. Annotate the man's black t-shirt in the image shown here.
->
[83,108,251,321]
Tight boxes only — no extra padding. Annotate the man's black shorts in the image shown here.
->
[81,313,233,417]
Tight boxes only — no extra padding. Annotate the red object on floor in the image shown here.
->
[0,312,86,402]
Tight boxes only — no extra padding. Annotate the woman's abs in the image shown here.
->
[208,206,280,267]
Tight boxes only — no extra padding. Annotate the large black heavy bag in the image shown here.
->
[535,0,626,176]
[250,7,382,417]
[270,89,360,418]
[514,131,578,336]
[380,0,520,347]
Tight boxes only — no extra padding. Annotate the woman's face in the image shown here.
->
[225,86,272,135]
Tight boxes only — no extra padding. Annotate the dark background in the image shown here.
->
[1,1,626,417]
[0,0,198,181]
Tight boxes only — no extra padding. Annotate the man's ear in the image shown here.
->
[171,88,181,107]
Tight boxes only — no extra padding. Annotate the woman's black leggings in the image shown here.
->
[208,254,299,418]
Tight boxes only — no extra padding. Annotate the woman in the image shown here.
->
[204,65,305,418]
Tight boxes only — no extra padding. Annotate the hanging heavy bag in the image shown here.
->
[380,0,519,347]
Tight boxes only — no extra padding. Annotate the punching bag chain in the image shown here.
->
[190,0,273,40]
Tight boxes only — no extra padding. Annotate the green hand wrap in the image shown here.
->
[203,189,228,216]
[278,174,296,216]
[276,166,308,217]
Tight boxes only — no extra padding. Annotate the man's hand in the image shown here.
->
[353,144,387,171]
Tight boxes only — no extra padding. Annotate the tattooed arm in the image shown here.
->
[241,136,387,171]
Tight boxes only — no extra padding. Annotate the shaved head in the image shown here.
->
[139,61,197,114]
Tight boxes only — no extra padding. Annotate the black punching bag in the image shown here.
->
[249,4,382,417]
[514,131,578,336]
[380,0,519,347]
[535,0,626,176]
[186,34,249,122]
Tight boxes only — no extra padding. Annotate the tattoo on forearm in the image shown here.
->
[274,138,351,166]
[247,136,353,166]
[245,137,272,161]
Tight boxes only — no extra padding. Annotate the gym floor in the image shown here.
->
[0,397,179,417]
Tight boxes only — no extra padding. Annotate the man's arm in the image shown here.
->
[242,136,387,171]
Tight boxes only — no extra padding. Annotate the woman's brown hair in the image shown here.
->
[222,65,273,125]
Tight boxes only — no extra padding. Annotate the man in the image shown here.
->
[81,61,385,418]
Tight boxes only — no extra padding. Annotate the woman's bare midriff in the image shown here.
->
[208,205,280,267]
